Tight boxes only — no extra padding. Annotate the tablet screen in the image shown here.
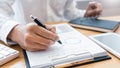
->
[94,34,120,53]
[90,33,120,58]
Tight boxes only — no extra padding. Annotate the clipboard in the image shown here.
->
[23,24,111,68]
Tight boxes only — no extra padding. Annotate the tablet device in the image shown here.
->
[89,33,120,58]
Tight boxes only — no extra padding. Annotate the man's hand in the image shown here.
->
[8,23,59,51]
[84,2,103,17]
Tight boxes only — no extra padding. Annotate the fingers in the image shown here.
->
[94,2,102,16]
[46,25,56,33]
[87,9,100,17]
[25,41,50,51]
[26,33,55,47]
[85,2,103,17]
[89,2,97,9]
[34,25,59,41]
[22,31,56,52]
[14,23,59,51]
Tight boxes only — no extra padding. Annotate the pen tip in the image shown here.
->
[58,40,62,44]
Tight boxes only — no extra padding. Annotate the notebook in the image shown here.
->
[69,17,120,32]
[23,24,111,68]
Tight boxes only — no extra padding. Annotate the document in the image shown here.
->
[23,24,110,68]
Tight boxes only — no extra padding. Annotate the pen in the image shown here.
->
[30,15,62,44]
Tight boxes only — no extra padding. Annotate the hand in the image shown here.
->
[8,23,59,51]
[84,2,103,17]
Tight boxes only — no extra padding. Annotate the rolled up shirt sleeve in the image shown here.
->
[0,0,19,44]
[64,0,86,20]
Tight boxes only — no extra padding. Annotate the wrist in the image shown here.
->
[8,24,21,42]
[84,12,88,17]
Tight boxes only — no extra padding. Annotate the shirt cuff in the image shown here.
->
[0,20,19,45]
[76,10,86,17]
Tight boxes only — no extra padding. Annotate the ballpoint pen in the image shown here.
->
[30,15,62,44]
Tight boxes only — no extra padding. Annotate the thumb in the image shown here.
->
[46,25,56,33]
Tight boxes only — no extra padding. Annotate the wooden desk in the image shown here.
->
[1,16,120,68]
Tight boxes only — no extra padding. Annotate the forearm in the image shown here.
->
[64,0,86,20]
[0,0,19,44]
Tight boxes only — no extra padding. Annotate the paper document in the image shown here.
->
[24,24,110,68]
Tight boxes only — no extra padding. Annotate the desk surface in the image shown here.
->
[1,16,120,68]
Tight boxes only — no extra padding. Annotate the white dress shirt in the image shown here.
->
[0,0,86,44]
